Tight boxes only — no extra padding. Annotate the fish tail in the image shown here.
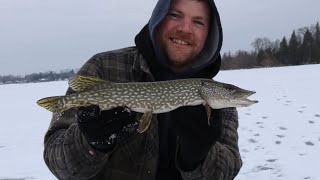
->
[36,96,63,112]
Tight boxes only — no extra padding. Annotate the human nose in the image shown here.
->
[177,19,192,34]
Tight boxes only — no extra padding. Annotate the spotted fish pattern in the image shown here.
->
[37,75,258,133]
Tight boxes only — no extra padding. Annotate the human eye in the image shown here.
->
[193,19,206,27]
[167,11,181,19]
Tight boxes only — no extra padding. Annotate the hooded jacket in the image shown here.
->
[43,0,242,179]
[136,1,225,178]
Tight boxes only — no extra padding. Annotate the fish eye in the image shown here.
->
[225,85,236,93]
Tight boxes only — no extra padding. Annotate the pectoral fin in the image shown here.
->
[137,111,153,133]
[199,82,212,126]
[203,102,212,126]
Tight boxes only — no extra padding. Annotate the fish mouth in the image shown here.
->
[240,99,259,106]
[238,90,258,107]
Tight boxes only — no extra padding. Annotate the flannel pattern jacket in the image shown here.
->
[43,47,242,180]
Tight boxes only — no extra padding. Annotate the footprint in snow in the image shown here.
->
[308,120,315,124]
[315,114,320,118]
[254,146,265,151]
[275,141,281,145]
[305,141,314,146]
[241,148,249,153]
[266,159,278,163]
[253,133,260,137]
[248,139,258,143]
[279,126,287,130]
[276,135,285,138]
[277,174,284,178]
[255,165,274,172]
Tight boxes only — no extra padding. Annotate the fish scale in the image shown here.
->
[37,75,258,133]
[75,79,203,113]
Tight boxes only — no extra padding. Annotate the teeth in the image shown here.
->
[172,38,189,45]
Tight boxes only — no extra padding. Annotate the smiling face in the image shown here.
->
[156,0,210,72]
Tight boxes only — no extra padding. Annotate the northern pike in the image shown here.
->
[37,75,258,133]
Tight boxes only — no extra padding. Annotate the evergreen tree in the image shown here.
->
[278,36,289,64]
[302,29,314,63]
[288,30,301,65]
[314,22,320,62]
[315,22,320,46]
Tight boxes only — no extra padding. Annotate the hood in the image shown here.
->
[135,0,223,80]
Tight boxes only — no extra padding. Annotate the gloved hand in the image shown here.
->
[76,105,138,152]
[173,105,223,171]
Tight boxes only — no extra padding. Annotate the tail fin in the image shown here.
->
[36,96,63,112]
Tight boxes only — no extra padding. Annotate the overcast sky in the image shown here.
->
[0,0,319,75]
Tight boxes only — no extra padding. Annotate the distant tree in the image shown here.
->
[0,75,21,84]
[301,29,314,63]
[256,49,265,63]
[251,38,264,53]
[273,39,280,53]
[0,69,76,84]
[223,22,320,69]
[314,22,320,62]
[221,52,232,69]
[278,36,289,64]
[315,22,320,46]
[221,50,258,69]
[288,30,301,65]
[297,27,309,44]
[251,37,272,53]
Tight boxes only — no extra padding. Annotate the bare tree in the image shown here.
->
[251,37,272,53]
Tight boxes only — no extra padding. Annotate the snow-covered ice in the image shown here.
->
[0,64,319,179]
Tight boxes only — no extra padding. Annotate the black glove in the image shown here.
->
[76,105,138,152]
[173,105,223,171]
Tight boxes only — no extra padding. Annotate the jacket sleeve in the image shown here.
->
[43,54,111,180]
[178,107,242,180]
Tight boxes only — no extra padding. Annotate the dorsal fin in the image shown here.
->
[68,75,109,92]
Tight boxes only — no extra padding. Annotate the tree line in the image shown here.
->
[0,70,76,85]
[1,22,319,85]
[222,22,320,69]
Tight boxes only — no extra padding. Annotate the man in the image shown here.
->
[43,0,242,179]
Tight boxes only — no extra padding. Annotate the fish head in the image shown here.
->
[200,80,258,109]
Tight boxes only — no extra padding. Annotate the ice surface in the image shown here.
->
[0,64,319,179]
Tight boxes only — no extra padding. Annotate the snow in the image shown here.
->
[0,64,319,179]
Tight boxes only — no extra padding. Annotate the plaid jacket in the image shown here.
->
[43,47,242,180]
